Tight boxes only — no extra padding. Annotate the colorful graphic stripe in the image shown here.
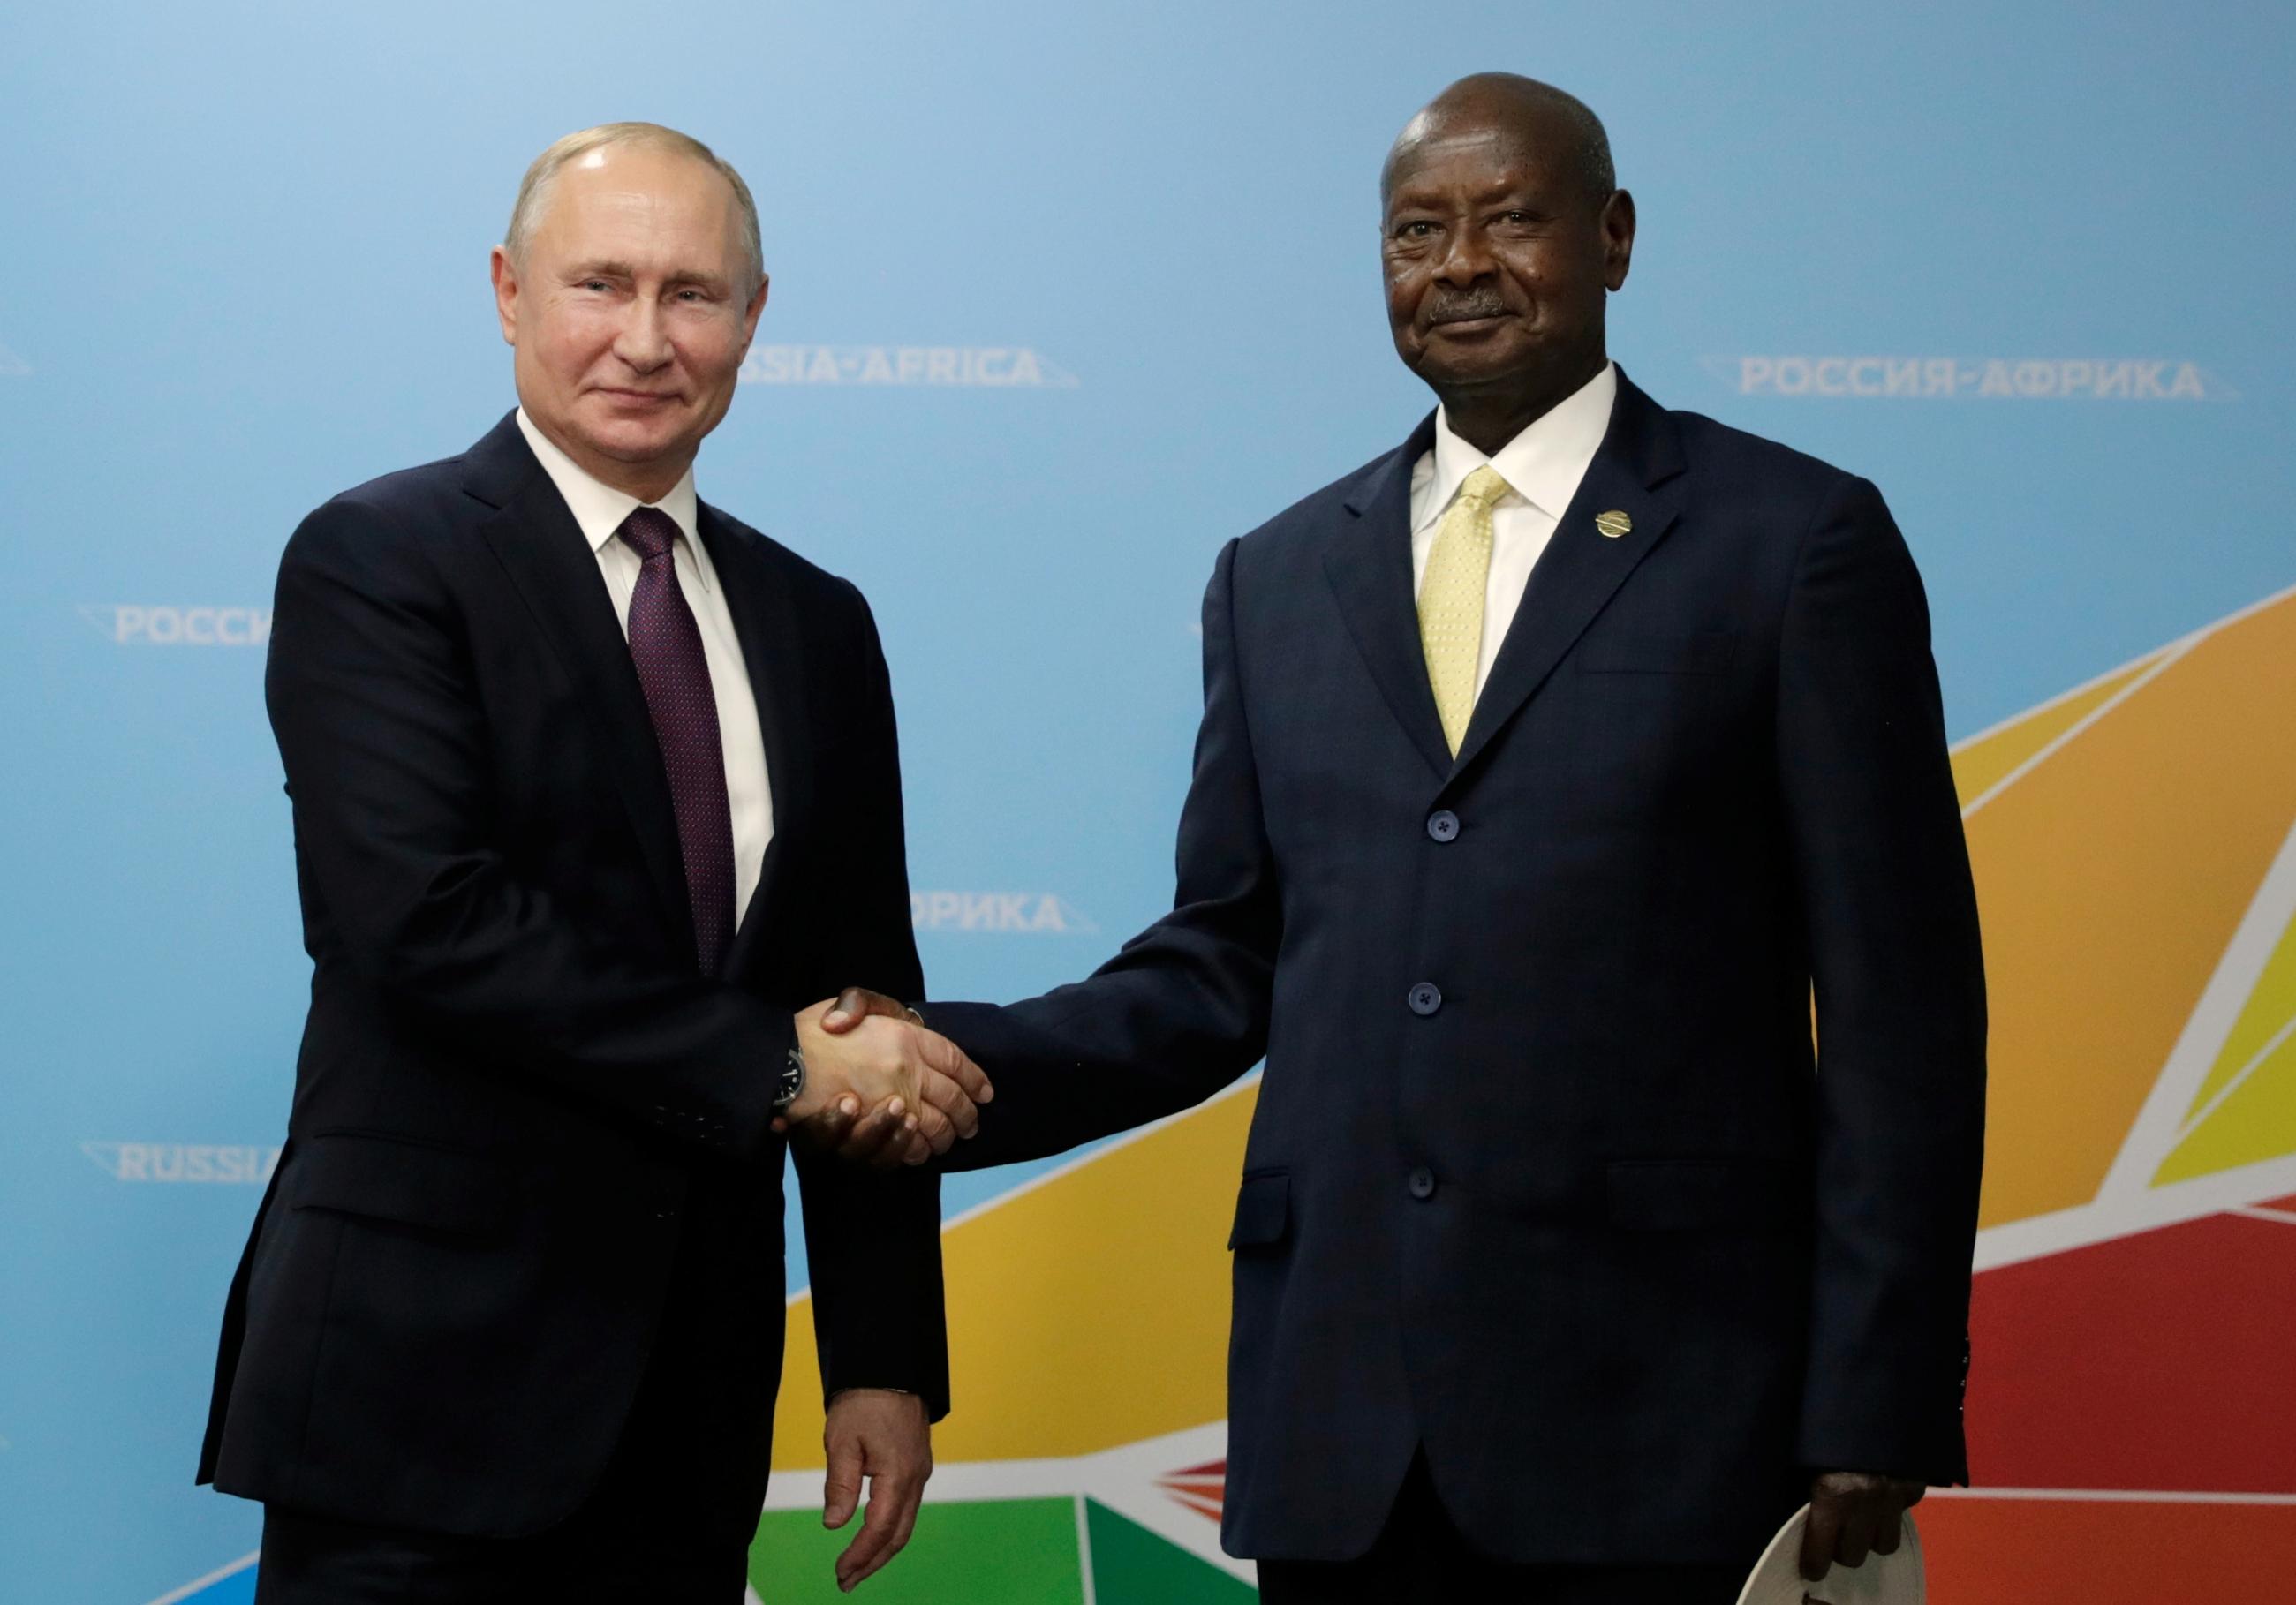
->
[169,585,2296,1602]
[752,584,2296,1603]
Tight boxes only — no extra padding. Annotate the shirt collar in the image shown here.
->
[514,407,707,589]
[1419,361,1618,531]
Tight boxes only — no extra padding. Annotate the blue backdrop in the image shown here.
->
[3,3,2290,1599]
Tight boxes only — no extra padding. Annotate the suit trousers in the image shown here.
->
[253,1166,780,1605]
[1255,1453,1748,1605]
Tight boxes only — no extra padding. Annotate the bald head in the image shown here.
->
[1382,73,1614,211]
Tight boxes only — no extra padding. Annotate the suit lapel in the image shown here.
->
[1324,412,1454,781]
[460,413,696,967]
[699,506,812,978]
[1446,373,1688,779]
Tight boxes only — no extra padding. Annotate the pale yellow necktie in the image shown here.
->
[1418,463,1512,755]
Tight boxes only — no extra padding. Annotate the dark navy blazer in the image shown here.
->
[199,413,947,1536]
[934,371,1986,1566]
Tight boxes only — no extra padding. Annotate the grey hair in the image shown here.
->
[505,122,765,291]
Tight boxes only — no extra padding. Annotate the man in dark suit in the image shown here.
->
[198,123,988,1601]
[827,74,1985,1601]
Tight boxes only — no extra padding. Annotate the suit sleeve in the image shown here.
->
[1775,475,1987,1486]
[794,585,950,1419]
[266,496,793,1157]
[928,536,1280,1171]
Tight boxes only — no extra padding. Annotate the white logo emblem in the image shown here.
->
[81,1142,282,1183]
[910,892,1100,934]
[741,345,1077,388]
[1710,356,2227,401]
[78,605,272,645]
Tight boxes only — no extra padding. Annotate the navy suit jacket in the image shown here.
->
[198,412,947,1535]
[932,371,1986,1566]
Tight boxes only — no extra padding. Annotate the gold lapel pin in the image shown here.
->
[1594,510,1633,539]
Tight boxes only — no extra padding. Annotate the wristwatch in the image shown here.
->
[774,1044,806,1111]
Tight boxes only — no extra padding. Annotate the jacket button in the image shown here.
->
[1408,1166,1437,1200]
[1426,810,1459,843]
[1408,982,1442,1016]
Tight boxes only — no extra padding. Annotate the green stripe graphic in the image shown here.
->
[746,1495,1257,1601]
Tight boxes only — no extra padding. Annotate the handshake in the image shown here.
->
[776,989,993,1166]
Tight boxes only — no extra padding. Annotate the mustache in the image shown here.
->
[1423,289,1512,324]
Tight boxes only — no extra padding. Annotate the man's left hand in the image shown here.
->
[822,1388,932,1591]
[1800,1470,1924,1581]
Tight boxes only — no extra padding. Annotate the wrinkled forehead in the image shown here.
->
[1383,118,1557,209]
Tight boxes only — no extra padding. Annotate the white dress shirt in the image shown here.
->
[1409,361,1618,702]
[515,409,774,929]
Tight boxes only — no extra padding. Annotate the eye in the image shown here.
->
[581,279,611,293]
[1395,220,1437,240]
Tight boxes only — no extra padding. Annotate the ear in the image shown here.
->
[1600,189,1636,292]
[734,271,771,362]
[489,245,520,346]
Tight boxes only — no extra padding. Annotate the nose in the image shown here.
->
[1431,221,1496,290]
[611,296,673,373]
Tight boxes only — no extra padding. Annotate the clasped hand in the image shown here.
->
[776,993,993,1167]
[1801,1470,1924,1581]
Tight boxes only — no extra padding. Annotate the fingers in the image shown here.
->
[835,1469,915,1592]
[782,1094,864,1151]
[822,987,910,1033]
[1800,1487,1843,1581]
[905,1095,958,1154]
[911,1068,980,1142]
[1835,1503,1878,1571]
[822,1435,865,1533]
[915,1029,993,1104]
[792,1090,930,1168]
[1870,1479,1922,1556]
[833,1099,915,1166]
[856,1471,925,1591]
[1802,1473,1920,1579]
[890,1470,925,1555]
[812,1096,862,1146]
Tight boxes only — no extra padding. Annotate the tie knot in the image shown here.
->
[617,506,682,563]
[1455,464,1512,515]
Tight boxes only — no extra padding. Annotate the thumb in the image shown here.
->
[824,1435,865,1530]
[823,986,907,1032]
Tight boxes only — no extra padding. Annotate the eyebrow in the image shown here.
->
[567,260,732,291]
[1386,181,1546,216]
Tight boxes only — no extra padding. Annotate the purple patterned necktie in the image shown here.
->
[617,506,736,976]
